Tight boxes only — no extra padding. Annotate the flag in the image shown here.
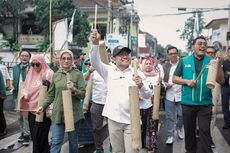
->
[67,9,76,43]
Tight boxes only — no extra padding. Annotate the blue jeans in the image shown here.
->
[165,99,183,137]
[221,86,230,124]
[51,122,80,153]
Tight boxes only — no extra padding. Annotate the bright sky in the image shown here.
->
[134,0,229,50]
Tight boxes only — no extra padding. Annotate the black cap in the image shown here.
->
[112,45,131,57]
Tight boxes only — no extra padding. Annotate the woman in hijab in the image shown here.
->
[36,49,86,153]
[20,54,54,153]
[139,57,161,153]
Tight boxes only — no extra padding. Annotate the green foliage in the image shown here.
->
[0,0,27,41]
[11,42,22,52]
[157,44,166,58]
[178,11,205,50]
[36,39,49,52]
[34,0,91,47]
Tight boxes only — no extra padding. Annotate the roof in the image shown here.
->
[205,18,228,29]
[75,0,122,8]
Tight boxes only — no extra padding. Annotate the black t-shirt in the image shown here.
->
[174,56,204,77]
[222,59,230,87]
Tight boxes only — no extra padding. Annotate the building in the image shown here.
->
[205,18,228,51]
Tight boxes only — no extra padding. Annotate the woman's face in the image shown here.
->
[60,53,72,70]
[144,60,153,72]
[31,60,42,72]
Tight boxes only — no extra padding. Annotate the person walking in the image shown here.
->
[20,55,53,153]
[219,47,230,129]
[11,50,31,145]
[90,31,152,153]
[0,71,6,136]
[140,57,161,153]
[172,36,222,153]
[36,49,86,153]
[163,46,184,144]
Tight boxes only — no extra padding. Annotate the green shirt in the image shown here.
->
[42,68,86,124]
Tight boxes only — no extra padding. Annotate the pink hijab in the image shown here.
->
[20,55,54,112]
[141,57,158,76]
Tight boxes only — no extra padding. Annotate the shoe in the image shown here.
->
[109,143,112,153]
[166,136,174,145]
[223,123,230,129]
[0,129,7,137]
[18,134,24,142]
[22,136,30,146]
[177,128,184,139]
[211,142,216,148]
[95,149,104,153]
[196,129,200,138]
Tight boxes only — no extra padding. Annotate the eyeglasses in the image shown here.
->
[206,52,216,55]
[85,63,91,66]
[61,57,72,61]
[31,62,41,67]
[168,52,178,56]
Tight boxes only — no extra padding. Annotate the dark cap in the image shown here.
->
[112,45,131,57]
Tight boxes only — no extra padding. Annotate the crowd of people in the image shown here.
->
[0,31,229,153]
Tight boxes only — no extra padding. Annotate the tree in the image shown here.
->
[178,10,205,50]
[34,0,91,47]
[157,44,165,58]
[0,0,28,48]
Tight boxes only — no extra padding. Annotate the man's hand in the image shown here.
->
[186,80,196,87]
[133,75,143,89]
[165,82,173,89]
[90,30,101,45]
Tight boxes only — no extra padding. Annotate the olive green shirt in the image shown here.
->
[42,68,86,124]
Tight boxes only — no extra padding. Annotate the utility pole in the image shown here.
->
[107,0,111,33]
[49,0,53,62]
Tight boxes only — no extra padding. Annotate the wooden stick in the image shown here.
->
[36,85,48,122]
[206,59,218,89]
[129,58,142,149]
[195,63,210,82]
[129,86,142,149]
[62,73,75,132]
[83,79,93,113]
[212,83,220,114]
[94,4,98,30]
[152,83,161,120]
[15,109,36,112]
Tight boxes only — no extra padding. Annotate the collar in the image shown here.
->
[114,66,132,72]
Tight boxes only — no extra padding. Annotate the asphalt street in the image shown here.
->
[0,95,230,153]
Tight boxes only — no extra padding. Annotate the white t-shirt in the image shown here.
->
[0,64,11,85]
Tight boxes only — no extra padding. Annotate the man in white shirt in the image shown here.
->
[0,63,11,88]
[90,31,152,153]
[163,46,184,144]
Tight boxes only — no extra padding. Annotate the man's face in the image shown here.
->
[167,48,178,63]
[19,51,30,65]
[192,38,207,58]
[114,51,131,69]
[206,48,216,58]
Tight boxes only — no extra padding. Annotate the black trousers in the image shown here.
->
[28,112,51,153]
[0,99,6,133]
[182,104,213,153]
[90,102,108,150]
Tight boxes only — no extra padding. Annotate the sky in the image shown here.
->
[134,0,229,50]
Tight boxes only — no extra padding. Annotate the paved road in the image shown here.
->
[1,95,230,153]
